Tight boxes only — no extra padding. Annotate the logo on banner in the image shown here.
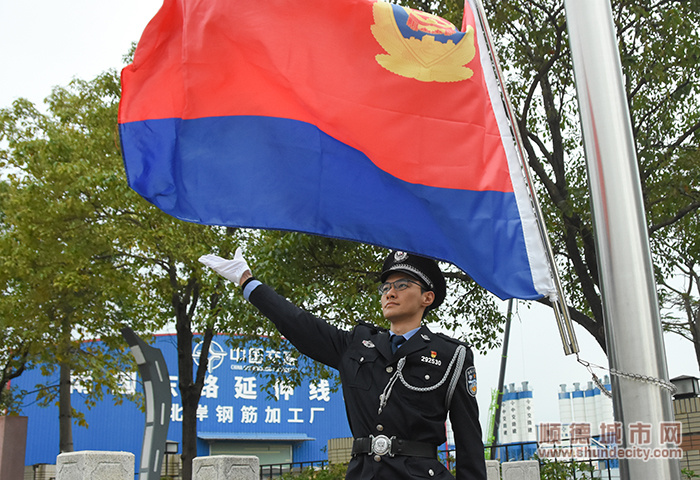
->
[193,340,227,373]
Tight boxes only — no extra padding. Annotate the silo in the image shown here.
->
[558,384,573,440]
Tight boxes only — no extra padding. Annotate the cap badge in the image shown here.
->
[394,251,408,262]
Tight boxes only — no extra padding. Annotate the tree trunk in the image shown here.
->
[172,273,213,480]
[177,316,196,480]
[178,322,214,480]
[58,359,73,452]
[688,300,700,372]
[180,388,198,480]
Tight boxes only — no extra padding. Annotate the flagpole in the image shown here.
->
[491,298,513,445]
[564,1,680,478]
[470,0,579,355]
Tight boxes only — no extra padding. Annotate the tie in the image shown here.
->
[391,335,406,354]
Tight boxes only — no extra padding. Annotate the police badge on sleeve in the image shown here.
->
[466,366,477,397]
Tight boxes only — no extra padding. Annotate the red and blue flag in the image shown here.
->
[119,0,555,300]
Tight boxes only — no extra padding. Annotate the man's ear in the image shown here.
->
[421,290,435,308]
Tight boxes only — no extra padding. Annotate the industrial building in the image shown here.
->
[15,333,352,473]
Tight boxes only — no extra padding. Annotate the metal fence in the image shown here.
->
[260,441,621,479]
[488,441,619,479]
[259,459,329,479]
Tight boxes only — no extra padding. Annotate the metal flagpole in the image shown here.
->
[471,0,579,355]
[491,298,513,445]
[564,1,680,478]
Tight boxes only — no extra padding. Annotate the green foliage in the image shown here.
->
[538,457,594,480]
[682,468,700,479]
[480,0,700,354]
[0,73,142,417]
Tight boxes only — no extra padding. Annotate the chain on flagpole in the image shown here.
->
[576,354,678,398]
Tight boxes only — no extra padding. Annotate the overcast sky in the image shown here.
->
[0,0,162,108]
[2,0,697,439]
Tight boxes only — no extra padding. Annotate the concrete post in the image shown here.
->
[192,455,259,480]
[485,459,500,480]
[56,451,134,480]
[0,416,28,480]
[501,460,540,480]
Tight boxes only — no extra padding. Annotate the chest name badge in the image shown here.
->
[421,353,442,366]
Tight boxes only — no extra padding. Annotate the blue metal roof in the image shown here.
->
[198,432,315,442]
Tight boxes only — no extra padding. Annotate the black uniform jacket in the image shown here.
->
[248,282,487,480]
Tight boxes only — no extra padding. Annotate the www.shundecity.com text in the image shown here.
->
[537,445,683,461]
[536,421,684,461]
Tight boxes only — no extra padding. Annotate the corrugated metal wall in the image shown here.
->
[15,333,351,469]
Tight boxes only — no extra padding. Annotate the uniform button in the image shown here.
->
[376,424,384,432]
[425,374,431,380]
[374,455,381,462]
[360,357,364,362]
[386,366,394,373]
[428,468,434,476]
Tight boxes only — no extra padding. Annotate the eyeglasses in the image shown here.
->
[378,278,425,295]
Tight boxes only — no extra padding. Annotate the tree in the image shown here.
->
[0,71,261,478]
[0,180,36,411]
[0,85,141,450]
[474,0,699,358]
[657,160,700,366]
[113,208,243,480]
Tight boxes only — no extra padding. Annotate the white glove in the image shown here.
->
[199,247,251,286]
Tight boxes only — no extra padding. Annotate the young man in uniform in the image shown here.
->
[200,249,487,479]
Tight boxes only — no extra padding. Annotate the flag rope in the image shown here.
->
[470,0,579,355]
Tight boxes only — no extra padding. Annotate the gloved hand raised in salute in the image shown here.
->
[198,247,252,286]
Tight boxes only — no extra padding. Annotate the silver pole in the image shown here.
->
[564,1,679,479]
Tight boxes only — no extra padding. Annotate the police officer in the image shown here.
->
[200,249,487,479]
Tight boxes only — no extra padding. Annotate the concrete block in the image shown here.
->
[193,455,259,480]
[485,460,500,480]
[24,463,56,480]
[56,451,134,480]
[501,460,540,480]
[328,437,353,464]
[0,416,28,480]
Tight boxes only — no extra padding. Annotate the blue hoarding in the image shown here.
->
[15,333,351,469]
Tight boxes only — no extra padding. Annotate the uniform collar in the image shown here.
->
[389,326,421,342]
[378,325,434,359]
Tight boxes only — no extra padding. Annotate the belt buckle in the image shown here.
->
[370,435,395,457]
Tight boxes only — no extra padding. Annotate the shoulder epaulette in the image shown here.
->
[356,319,388,333]
[435,331,471,348]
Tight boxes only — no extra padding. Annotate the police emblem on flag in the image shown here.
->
[371,1,476,83]
[466,366,477,397]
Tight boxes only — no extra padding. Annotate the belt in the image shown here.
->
[352,435,437,459]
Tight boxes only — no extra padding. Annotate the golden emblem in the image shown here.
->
[371,2,476,83]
